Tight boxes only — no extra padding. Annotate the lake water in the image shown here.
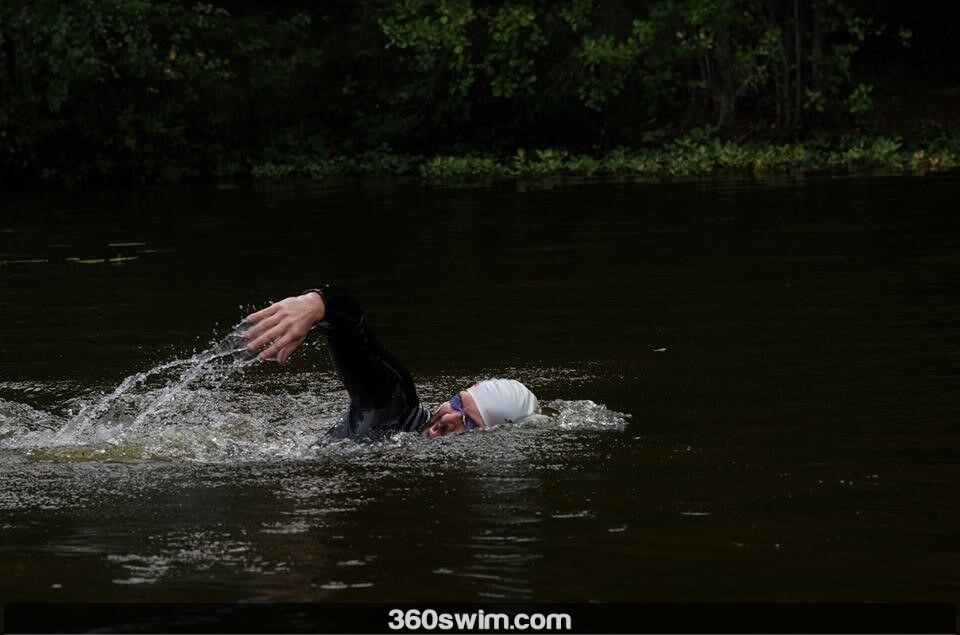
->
[1,173,958,603]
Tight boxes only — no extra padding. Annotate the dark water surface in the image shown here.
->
[1,174,958,602]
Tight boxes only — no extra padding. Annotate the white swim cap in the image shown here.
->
[466,378,539,427]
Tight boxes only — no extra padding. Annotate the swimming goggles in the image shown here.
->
[449,393,481,431]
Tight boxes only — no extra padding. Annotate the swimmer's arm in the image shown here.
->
[243,291,326,363]
[244,285,415,415]
[309,285,412,412]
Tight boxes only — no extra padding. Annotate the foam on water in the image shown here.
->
[0,326,629,463]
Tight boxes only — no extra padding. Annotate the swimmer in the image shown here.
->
[243,285,538,439]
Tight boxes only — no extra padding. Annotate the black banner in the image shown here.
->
[2,602,955,634]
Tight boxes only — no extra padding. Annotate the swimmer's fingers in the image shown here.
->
[243,293,321,359]
[244,302,280,325]
[258,332,303,362]
[276,338,304,365]
[243,312,283,342]
[246,322,287,352]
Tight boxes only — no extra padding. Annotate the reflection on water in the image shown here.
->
[1,173,959,603]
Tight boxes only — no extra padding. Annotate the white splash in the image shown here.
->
[0,330,629,463]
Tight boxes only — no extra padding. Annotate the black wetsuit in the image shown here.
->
[309,284,430,439]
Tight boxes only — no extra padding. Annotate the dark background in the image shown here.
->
[1,1,957,185]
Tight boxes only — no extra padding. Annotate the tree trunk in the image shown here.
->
[794,0,803,130]
[713,27,737,128]
[811,0,822,93]
[779,25,791,130]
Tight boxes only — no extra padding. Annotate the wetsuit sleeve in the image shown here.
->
[306,284,420,415]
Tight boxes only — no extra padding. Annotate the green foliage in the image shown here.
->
[0,0,266,181]
[483,2,545,98]
[557,0,593,33]
[898,27,912,48]
[0,0,932,184]
[379,0,477,96]
[847,82,874,115]
[1,0,156,173]
[577,22,648,111]
[252,131,960,181]
[418,154,507,178]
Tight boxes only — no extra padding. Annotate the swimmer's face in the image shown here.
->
[422,390,486,438]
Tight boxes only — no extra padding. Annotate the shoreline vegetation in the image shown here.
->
[248,131,959,182]
[27,130,960,187]
[3,2,958,187]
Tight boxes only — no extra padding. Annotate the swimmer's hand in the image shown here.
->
[243,292,326,364]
